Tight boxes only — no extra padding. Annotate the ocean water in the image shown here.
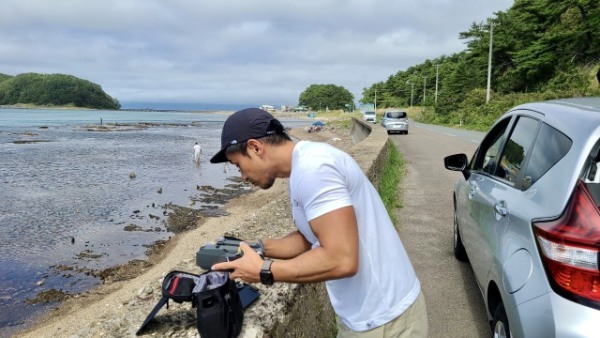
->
[0,108,310,335]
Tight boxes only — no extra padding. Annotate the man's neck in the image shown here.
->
[269,140,295,178]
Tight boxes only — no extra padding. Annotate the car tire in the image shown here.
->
[454,206,468,261]
[492,303,510,338]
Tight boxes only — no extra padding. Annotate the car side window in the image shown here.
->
[472,117,511,174]
[496,116,539,184]
[522,123,571,189]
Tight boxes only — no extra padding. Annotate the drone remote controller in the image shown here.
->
[195,236,265,270]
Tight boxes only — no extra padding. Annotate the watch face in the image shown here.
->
[260,270,274,285]
[260,260,274,285]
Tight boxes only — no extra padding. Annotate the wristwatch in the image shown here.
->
[260,259,274,285]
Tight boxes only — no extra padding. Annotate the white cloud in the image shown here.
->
[0,0,514,107]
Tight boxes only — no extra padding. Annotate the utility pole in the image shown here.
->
[435,64,439,104]
[486,21,494,103]
[406,81,414,107]
[374,89,377,113]
[422,76,427,103]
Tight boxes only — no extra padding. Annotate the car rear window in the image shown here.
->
[386,111,406,118]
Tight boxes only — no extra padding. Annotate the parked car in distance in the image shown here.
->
[381,109,409,134]
[362,111,377,123]
[444,97,600,338]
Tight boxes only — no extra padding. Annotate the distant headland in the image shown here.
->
[0,72,120,110]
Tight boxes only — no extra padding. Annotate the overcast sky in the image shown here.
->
[1,0,513,108]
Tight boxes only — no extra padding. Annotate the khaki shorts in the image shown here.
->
[336,291,428,338]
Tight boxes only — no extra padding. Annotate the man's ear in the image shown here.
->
[246,139,262,156]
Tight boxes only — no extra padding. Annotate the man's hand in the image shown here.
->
[211,242,264,283]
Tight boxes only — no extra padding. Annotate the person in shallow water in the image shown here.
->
[209,108,429,337]
[193,142,202,164]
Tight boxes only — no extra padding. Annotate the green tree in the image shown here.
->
[299,84,354,110]
[0,73,120,109]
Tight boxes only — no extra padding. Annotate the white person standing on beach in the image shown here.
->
[210,108,428,337]
[193,142,202,164]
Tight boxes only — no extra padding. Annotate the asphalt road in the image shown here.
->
[389,121,489,338]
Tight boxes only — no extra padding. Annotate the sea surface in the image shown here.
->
[0,108,310,336]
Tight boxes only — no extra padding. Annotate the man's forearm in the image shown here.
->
[269,244,358,283]
[263,230,311,259]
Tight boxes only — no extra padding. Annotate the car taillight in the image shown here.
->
[533,180,600,307]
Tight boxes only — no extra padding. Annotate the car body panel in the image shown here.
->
[509,291,600,337]
[462,174,510,293]
[446,97,600,337]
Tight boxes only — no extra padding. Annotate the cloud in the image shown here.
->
[0,0,513,107]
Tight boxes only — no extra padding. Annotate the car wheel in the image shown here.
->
[492,303,510,338]
[454,206,468,261]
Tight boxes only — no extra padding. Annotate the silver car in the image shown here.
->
[363,111,377,123]
[381,110,409,134]
[444,97,600,338]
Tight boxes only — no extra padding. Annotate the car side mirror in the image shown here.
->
[444,154,470,179]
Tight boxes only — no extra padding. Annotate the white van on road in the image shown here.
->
[362,111,376,123]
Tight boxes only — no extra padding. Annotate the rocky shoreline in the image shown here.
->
[26,177,255,306]
[15,123,352,338]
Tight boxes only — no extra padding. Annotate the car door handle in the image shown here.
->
[494,201,508,218]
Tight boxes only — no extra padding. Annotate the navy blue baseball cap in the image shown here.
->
[210,108,278,163]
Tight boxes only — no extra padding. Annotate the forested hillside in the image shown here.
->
[362,0,600,130]
[0,73,12,83]
[0,73,120,110]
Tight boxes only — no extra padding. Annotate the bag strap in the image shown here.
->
[137,270,199,335]
[135,295,169,336]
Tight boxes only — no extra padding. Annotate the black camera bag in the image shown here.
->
[193,271,244,338]
[136,270,246,337]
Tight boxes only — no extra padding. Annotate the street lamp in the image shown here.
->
[406,81,414,107]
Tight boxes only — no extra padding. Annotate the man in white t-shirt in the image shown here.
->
[193,142,202,164]
[210,108,428,337]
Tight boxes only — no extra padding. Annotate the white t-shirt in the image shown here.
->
[194,144,202,157]
[290,141,420,332]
